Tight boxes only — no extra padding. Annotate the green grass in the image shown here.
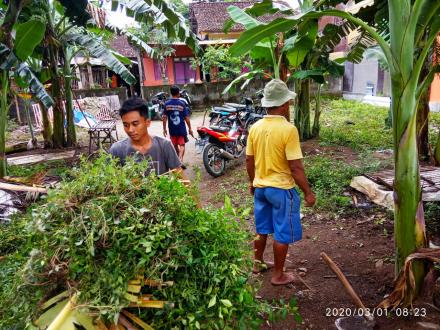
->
[7,160,72,180]
[318,99,393,152]
[304,155,384,212]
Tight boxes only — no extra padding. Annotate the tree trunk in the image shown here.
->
[49,43,65,148]
[63,47,76,147]
[388,0,427,299]
[40,101,53,148]
[392,88,426,298]
[295,79,311,141]
[312,84,322,138]
[0,71,9,177]
[0,0,26,177]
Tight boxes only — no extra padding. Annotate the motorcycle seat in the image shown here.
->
[212,106,238,112]
[209,125,230,133]
[224,103,246,109]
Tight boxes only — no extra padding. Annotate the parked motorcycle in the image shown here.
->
[179,89,193,116]
[150,91,168,120]
[197,107,259,177]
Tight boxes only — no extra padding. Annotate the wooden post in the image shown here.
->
[87,64,93,89]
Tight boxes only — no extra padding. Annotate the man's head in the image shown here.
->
[261,79,296,116]
[170,85,180,97]
[119,97,151,142]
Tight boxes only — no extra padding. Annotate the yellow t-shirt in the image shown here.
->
[246,116,303,189]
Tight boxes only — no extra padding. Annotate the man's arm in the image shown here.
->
[184,116,194,138]
[162,114,168,137]
[246,155,255,195]
[288,159,316,207]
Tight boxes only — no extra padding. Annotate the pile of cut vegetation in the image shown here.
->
[0,156,297,329]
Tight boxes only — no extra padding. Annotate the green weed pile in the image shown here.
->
[0,155,296,329]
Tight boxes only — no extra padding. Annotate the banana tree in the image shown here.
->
[231,0,440,302]
[222,4,294,94]
[226,1,365,139]
[0,0,54,177]
[114,0,199,47]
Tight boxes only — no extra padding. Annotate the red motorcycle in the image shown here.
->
[196,109,247,177]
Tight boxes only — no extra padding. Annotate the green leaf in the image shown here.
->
[222,70,265,95]
[227,6,261,30]
[14,20,46,61]
[15,63,54,109]
[292,69,325,84]
[285,20,318,68]
[111,50,132,65]
[208,295,217,308]
[220,299,233,307]
[124,30,156,58]
[282,35,297,53]
[229,18,295,57]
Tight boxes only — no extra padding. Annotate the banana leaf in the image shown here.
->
[113,0,201,55]
[15,62,54,109]
[14,19,46,61]
[63,29,136,85]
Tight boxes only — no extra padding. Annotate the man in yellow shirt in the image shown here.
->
[246,79,316,286]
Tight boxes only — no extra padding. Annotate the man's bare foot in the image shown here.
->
[271,272,295,286]
[253,260,274,274]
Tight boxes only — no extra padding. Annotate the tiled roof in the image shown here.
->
[189,1,289,35]
[109,35,138,58]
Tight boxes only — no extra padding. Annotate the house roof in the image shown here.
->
[109,35,138,58]
[189,1,290,35]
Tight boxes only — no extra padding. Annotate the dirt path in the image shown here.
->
[196,160,440,329]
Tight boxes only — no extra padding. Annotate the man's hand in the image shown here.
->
[304,191,316,207]
[188,129,194,138]
[249,184,255,196]
[163,129,167,137]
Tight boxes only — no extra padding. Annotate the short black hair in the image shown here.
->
[119,97,149,118]
[170,85,180,96]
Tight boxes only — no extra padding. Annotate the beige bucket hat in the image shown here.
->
[261,79,297,107]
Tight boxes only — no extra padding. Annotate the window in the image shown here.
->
[174,59,196,84]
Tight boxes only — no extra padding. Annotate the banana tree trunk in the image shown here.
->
[0,71,9,177]
[295,79,311,141]
[391,79,426,300]
[40,101,53,148]
[312,83,322,138]
[63,47,76,147]
[48,43,65,148]
[388,2,427,296]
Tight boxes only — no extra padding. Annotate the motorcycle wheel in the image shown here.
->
[203,144,226,177]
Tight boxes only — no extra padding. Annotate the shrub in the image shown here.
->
[0,155,300,329]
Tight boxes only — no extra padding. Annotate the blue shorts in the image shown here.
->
[254,187,302,244]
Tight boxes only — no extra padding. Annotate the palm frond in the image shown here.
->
[112,0,200,55]
[63,28,136,85]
